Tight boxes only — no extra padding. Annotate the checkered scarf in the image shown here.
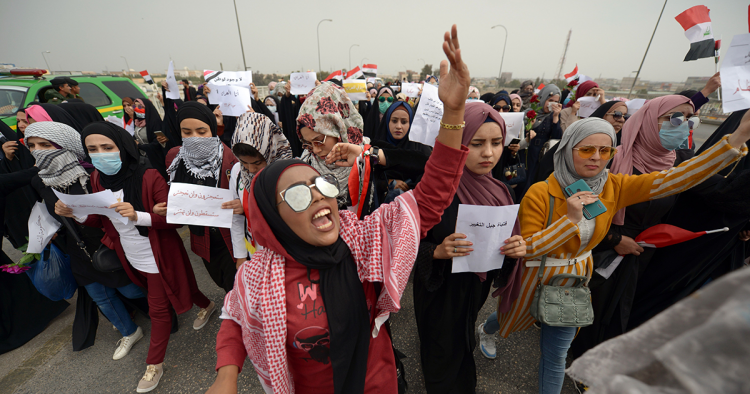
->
[231,112,292,191]
[25,122,89,191]
[167,136,223,181]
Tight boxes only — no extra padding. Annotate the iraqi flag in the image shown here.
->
[345,66,364,81]
[140,70,154,84]
[362,64,377,77]
[675,5,715,61]
[323,69,343,82]
[564,64,579,83]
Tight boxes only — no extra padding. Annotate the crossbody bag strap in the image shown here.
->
[537,183,555,283]
[58,216,93,261]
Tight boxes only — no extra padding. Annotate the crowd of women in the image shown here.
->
[2,24,750,394]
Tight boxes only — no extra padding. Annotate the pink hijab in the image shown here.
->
[24,105,53,122]
[458,103,522,297]
[610,95,694,225]
[509,93,522,107]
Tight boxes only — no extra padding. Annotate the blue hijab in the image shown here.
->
[380,101,414,147]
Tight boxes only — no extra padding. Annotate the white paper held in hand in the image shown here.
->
[409,83,444,147]
[290,72,317,95]
[402,83,421,98]
[576,96,601,118]
[452,204,520,274]
[497,112,525,145]
[165,61,180,100]
[206,84,252,117]
[721,33,750,113]
[52,189,127,224]
[203,70,252,86]
[26,201,62,254]
[166,183,233,228]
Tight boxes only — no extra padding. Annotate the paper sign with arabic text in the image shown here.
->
[166,183,233,228]
[721,33,750,113]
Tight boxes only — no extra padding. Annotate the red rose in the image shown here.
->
[316,97,338,115]
[337,102,350,118]
[530,94,540,103]
[526,110,537,119]
[347,127,363,145]
[567,79,578,88]
[297,114,316,134]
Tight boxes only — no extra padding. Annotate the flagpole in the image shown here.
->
[704,227,729,234]
[628,0,668,99]
[715,34,722,101]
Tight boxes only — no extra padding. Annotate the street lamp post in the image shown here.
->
[120,56,131,76]
[349,44,359,70]
[41,51,51,73]
[361,58,369,66]
[232,0,248,70]
[317,19,333,72]
[491,25,508,85]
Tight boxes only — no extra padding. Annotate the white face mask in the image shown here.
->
[267,106,277,113]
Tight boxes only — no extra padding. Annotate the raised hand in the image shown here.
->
[325,143,363,167]
[437,24,470,113]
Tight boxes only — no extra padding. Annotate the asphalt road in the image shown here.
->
[1,227,578,394]
[3,123,725,394]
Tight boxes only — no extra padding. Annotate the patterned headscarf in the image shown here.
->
[25,122,89,190]
[296,82,365,205]
[168,102,224,183]
[231,112,292,190]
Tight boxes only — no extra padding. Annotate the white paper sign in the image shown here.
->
[401,83,422,98]
[626,98,646,115]
[721,33,750,113]
[343,80,367,101]
[26,201,61,254]
[206,84,252,117]
[166,183,233,228]
[166,61,180,100]
[204,70,252,87]
[452,204,520,273]
[52,189,127,224]
[290,72,317,95]
[497,112,525,145]
[106,115,125,128]
[576,97,602,118]
[409,83,443,147]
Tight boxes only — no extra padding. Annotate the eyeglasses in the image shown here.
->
[662,112,695,129]
[378,96,394,103]
[494,105,511,112]
[277,175,340,212]
[605,111,629,121]
[572,145,617,160]
[301,135,327,151]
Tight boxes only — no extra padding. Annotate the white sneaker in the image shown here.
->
[113,326,143,360]
[477,322,496,359]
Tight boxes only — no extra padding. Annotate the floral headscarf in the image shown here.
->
[231,112,292,191]
[296,82,365,205]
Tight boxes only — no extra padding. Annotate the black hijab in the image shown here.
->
[589,100,622,119]
[490,93,512,108]
[80,122,150,236]
[58,102,104,129]
[480,92,495,104]
[177,101,217,136]
[253,159,370,394]
[33,103,83,132]
[363,86,394,139]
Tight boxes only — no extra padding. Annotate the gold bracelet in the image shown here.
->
[440,121,465,130]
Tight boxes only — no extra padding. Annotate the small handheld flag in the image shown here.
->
[140,70,153,84]
[564,64,579,83]
[635,224,729,248]
[323,70,343,83]
[362,64,377,78]
[675,5,716,61]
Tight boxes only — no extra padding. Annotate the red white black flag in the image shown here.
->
[362,64,377,77]
[345,66,364,81]
[323,70,343,82]
[675,5,715,61]
[140,70,153,84]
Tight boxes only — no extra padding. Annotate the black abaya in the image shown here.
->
[413,196,496,394]
[58,102,104,128]
[278,94,302,157]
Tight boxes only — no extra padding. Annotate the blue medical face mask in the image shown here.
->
[89,152,122,175]
[659,119,690,151]
[267,105,277,113]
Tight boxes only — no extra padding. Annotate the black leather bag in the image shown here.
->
[92,244,124,272]
[59,217,123,272]
[502,154,527,186]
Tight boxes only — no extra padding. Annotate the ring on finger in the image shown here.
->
[453,247,458,253]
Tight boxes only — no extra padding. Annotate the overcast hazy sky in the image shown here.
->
[2,0,746,83]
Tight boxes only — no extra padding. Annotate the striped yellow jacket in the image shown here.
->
[496,135,747,337]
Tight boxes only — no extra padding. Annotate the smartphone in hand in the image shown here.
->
[563,179,607,220]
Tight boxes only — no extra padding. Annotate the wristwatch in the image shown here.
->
[368,146,380,165]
